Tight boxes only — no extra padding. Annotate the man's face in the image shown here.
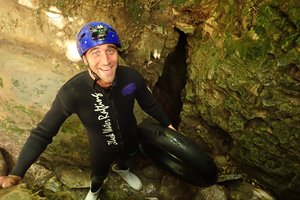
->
[85,43,118,84]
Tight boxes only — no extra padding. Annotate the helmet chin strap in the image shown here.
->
[90,68,101,81]
[84,56,101,80]
[89,68,102,89]
[84,57,101,89]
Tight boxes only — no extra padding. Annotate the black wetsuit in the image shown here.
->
[11,66,170,178]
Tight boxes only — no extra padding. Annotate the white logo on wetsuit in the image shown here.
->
[91,92,118,146]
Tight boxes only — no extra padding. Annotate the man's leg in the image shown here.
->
[85,175,107,200]
[86,151,117,200]
[112,146,142,191]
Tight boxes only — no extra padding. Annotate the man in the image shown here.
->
[0,21,174,200]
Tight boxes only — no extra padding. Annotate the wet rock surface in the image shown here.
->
[0,151,274,200]
[0,0,299,199]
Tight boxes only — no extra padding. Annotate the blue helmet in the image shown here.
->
[77,21,121,57]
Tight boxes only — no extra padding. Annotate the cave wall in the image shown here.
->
[0,0,299,199]
[179,0,300,199]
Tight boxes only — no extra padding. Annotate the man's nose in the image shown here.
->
[101,53,110,65]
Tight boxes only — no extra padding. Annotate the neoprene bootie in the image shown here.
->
[85,178,107,200]
[85,187,100,200]
[112,164,143,191]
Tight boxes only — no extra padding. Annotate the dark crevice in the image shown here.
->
[153,30,187,129]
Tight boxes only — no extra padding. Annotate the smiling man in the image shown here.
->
[0,21,174,200]
[85,44,118,87]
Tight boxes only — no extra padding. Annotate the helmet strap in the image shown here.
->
[90,69,101,81]
[91,70,100,90]
[83,56,100,81]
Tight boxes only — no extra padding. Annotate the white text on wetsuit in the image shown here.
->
[91,92,118,146]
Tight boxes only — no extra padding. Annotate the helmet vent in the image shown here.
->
[79,33,86,42]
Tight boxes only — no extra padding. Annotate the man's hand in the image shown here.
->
[168,124,176,131]
[0,175,22,188]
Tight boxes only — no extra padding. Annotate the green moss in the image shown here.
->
[171,0,203,7]
[54,0,65,8]
[158,2,167,11]
[3,101,38,118]
[39,0,64,9]
[60,114,85,134]
[0,101,42,139]
[172,0,187,6]
[105,190,125,200]
[289,7,300,27]
[12,78,20,87]
[255,5,299,53]
[45,191,75,200]
[127,1,143,23]
[0,77,3,88]
[280,32,300,52]
[0,119,24,135]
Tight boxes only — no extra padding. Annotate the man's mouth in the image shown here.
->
[98,66,112,71]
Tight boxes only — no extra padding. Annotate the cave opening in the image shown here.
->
[153,30,188,129]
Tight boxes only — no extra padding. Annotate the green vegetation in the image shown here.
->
[0,77,3,88]
[172,0,187,6]
[128,1,143,23]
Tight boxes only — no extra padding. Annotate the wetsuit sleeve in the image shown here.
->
[9,95,71,177]
[136,77,171,127]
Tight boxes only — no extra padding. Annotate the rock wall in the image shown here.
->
[0,0,299,199]
[179,0,300,199]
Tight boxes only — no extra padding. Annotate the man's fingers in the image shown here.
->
[0,176,21,188]
[2,181,12,188]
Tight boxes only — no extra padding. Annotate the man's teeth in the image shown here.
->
[99,67,111,71]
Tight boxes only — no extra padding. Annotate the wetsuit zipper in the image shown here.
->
[103,87,124,150]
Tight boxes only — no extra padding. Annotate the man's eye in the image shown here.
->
[92,50,100,56]
[107,48,116,54]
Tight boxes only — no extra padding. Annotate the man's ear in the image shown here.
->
[83,56,88,66]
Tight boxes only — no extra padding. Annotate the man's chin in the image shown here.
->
[101,78,114,83]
